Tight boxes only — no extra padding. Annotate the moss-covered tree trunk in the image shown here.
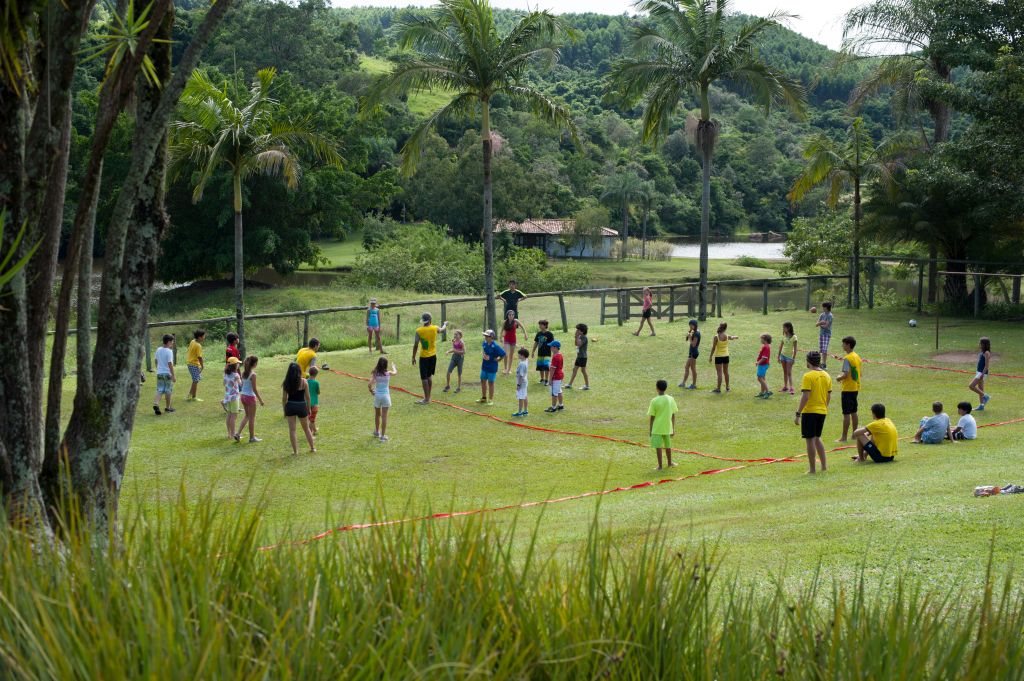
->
[482,100,496,332]
[233,172,246,357]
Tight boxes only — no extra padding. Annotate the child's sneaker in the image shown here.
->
[193,397,203,402]
[982,394,991,405]
[521,410,528,416]
[249,437,262,443]
[564,384,573,390]
[442,386,450,393]
[379,435,389,443]
[711,388,721,393]
[153,405,161,415]
[454,387,461,393]
[476,397,487,403]
[581,386,590,391]
[373,430,380,438]
[975,404,985,412]
[164,407,176,413]
[678,381,687,387]
[512,411,523,417]
[688,384,697,390]
[556,405,564,411]
[544,406,557,412]
[486,401,494,406]
[764,391,773,398]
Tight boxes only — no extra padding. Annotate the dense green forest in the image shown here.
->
[64,0,1023,284]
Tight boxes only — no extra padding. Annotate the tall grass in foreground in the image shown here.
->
[0,500,1022,679]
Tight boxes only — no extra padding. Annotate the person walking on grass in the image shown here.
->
[852,403,897,464]
[513,348,530,417]
[153,334,176,415]
[777,322,798,395]
[185,329,205,401]
[296,337,320,378]
[411,312,448,405]
[709,323,738,393]
[795,350,831,474]
[307,366,321,436]
[532,320,555,385]
[366,298,383,354]
[501,309,528,375]
[755,334,773,398]
[223,357,242,441]
[478,329,505,406]
[499,279,527,319]
[545,340,565,413]
[565,323,590,390]
[970,337,992,411]
[835,336,861,442]
[443,329,466,393]
[633,286,656,336]
[679,319,700,389]
[225,332,241,366]
[369,357,398,443]
[815,301,833,369]
[648,379,678,470]
[235,355,265,443]
[282,362,316,455]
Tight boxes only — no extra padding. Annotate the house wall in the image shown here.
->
[547,236,615,259]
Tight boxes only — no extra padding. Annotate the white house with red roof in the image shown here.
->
[494,218,619,259]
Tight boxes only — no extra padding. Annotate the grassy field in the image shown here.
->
[113,306,1024,588]
[359,54,453,116]
[303,235,365,269]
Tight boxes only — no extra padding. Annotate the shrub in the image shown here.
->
[733,255,771,269]
[361,214,400,250]
[611,238,674,261]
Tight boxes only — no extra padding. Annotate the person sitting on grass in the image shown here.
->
[852,403,897,463]
[478,329,505,406]
[794,350,831,474]
[952,402,977,441]
[912,401,952,444]
[648,379,678,470]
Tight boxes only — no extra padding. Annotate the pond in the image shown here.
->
[669,240,786,260]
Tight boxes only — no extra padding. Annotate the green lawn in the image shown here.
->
[580,256,779,285]
[304,235,365,269]
[114,306,1024,588]
[359,54,453,116]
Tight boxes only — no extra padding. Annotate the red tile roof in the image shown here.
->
[495,218,618,238]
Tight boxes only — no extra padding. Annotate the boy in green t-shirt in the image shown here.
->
[647,379,679,470]
[307,366,321,435]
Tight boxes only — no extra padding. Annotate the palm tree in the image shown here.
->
[636,180,657,259]
[171,67,341,355]
[611,0,806,320]
[787,117,913,308]
[362,0,579,332]
[842,0,956,302]
[600,169,644,259]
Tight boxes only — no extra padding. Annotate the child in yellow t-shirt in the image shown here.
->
[795,350,832,474]
[186,329,206,401]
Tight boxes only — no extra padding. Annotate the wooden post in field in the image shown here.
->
[973,274,981,317]
[617,289,624,326]
[917,264,924,312]
[558,294,568,333]
[302,312,310,347]
[396,314,401,344]
[715,284,722,317]
[1013,273,1021,304]
[144,330,152,373]
[296,318,301,349]
[804,278,811,311]
[600,292,607,325]
[688,285,695,317]
[656,289,663,319]
[440,302,447,341]
[668,286,676,323]
[762,281,768,315]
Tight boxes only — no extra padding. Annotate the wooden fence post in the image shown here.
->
[762,281,769,315]
[144,331,152,373]
[396,314,401,344]
[668,286,676,323]
[868,264,875,310]
[296,318,301,349]
[617,290,624,326]
[600,292,607,325]
[440,302,447,341]
[1013,274,1022,305]
[804,278,811,311]
[558,294,568,333]
[688,285,695,317]
[656,289,663,319]
[715,284,722,318]
[302,312,310,347]
[917,264,924,312]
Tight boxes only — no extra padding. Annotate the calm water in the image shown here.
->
[670,240,786,260]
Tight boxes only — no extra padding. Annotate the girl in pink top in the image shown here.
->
[501,309,527,375]
[755,333,773,398]
[633,286,656,336]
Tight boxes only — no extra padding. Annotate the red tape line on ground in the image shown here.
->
[831,354,1024,380]
[258,416,1024,552]
[329,368,795,465]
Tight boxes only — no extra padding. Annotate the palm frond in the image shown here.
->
[245,148,301,189]
[399,91,478,176]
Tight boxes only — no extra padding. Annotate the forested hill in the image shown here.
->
[83,1,899,282]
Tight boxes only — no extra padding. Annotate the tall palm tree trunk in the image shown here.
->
[853,176,861,309]
[481,101,496,332]
[699,146,711,320]
[233,172,246,356]
[641,204,648,260]
[621,200,629,259]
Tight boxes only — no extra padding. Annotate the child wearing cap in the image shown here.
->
[477,330,505,406]
[545,340,565,412]
[223,357,242,440]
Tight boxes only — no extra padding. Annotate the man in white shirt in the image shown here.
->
[153,334,176,415]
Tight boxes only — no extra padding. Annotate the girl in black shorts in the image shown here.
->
[680,319,701,389]
[282,362,316,456]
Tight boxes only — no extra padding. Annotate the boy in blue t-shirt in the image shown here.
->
[478,329,506,406]
[913,401,952,444]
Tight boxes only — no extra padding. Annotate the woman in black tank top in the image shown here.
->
[282,362,316,455]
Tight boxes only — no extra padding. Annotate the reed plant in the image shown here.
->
[1,496,1022,679]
